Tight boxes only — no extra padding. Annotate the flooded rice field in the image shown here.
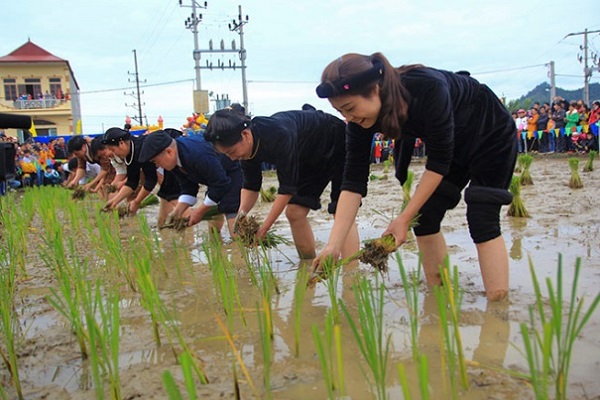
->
[1,155,599,399]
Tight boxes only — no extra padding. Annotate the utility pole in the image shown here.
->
[124,49,146,125]
[547,61,556,103]
[180,0,209,114]
[229,5,249,112]
[564,28,600,105]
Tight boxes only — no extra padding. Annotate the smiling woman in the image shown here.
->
[314,52,518,301]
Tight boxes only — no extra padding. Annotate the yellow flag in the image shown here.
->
[29,119,37,137]
[76,119,82,134]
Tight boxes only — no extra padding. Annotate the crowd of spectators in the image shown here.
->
[0,134,72,194]
[513,97,600,154]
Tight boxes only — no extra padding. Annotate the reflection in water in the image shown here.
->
[509,236,522,260]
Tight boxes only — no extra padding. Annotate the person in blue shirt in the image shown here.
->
[314,52,517,301]
[139,129,242,238]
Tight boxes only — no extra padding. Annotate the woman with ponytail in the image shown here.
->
[314,52,517,301]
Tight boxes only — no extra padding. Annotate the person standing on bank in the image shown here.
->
[204,107,359,260]
[138,129,242,238]
[313,52,517,301]
[102,127,158,215]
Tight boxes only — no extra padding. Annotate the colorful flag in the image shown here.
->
[29,119,37,137]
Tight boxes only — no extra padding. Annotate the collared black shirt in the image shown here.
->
[241,110,346,194]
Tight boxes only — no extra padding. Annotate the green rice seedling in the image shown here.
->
[0,202,29,274]
[0,249,24,400]
[0,381,8,400]
[333,322,346,397]
[134,257,164,347]
[568,158,583,188]
[202,231,246,327]
[402,170,415,204]
[45,239,89,358]
[215,314,260,398]
[162,370,184,400]
[259,186,277,202]
[134,256,209,384]
[95,288,122,400]
[519,154,534,185]
[397,354,430,400]
[433,263,468,400]
[383,159,391,174]
[341,276,392,400]
[522,256,600,400]
[293,267,310,357]
[317,257,342,324]
[396,253,422,361]
[311,314,336,400]
[257,298,273,399]
[507,175,529,218]
[137,213,167,274]
[161,351,199,400]
[583,150,597,172]
[95,208,137,291]
[139,193,159,208]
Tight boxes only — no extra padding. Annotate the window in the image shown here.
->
[49,77,62,98]
[24,78,42,99]
[3,78,17,101]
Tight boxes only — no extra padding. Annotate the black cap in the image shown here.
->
[138,130,173,163]
[102,127,131,145]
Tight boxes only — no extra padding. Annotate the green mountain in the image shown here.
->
[508,82,600,110]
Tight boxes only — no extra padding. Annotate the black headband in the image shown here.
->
[316,60,384,99]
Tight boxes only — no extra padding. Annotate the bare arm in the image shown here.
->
[257,193,293,238]
[313,190,362,264]
[383,169,443,246]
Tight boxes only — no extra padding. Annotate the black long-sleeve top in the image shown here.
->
[125,135,158,192]
[342,67,511,196]
[241,110,346,194]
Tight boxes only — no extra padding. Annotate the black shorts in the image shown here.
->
[215,167,243,214]
[157,170,180,201]
[288,158,344,214]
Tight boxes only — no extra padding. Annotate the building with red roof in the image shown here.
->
[0,40,82,138]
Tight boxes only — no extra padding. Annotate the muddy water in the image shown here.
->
[3,155,600,399]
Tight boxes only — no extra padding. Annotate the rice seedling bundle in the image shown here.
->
[139,193,159,208]
[515,154,524,174]
[568,158,583,189]
[519,154,534,186]
[583,150,597,172]
[104,184,118,195]
[259,186,277,202]
[383,159,391,174]
[507,176,529,218]
[234,214,289,248]
[71,186,86,200]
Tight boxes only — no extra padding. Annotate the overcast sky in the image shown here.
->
[3,0,600,134]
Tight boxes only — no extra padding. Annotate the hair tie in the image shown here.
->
[316,59,384,99]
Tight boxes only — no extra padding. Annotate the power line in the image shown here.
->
[78,78,194,95]
[471,64,548,76]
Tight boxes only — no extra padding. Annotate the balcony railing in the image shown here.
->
[12,99,68,109]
